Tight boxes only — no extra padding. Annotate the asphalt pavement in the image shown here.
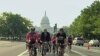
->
[0,41,100,56]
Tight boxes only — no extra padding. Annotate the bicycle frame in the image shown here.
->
[57,44,65,56]
[30,44,37,56]
[67,43,71,53]
[52,44,57,56]
[42,42,49,56]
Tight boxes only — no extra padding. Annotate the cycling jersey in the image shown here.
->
[56,32,66,44]
[26,32,40,44]
[51,36,56,44]
[41,32,51,42]
[67,37,72,44]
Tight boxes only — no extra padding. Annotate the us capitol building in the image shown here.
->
[35,11,56,34]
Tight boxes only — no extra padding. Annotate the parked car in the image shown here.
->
[89,39,100,47]
[73,37,84,46]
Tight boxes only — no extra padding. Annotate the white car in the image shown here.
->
[89,39,100,47]
[73,37,84,46]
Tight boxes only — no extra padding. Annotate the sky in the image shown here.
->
[0,0,96,28]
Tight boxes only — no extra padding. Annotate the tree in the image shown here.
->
[68,0,100,39]
[0,12,33,40]
[63,26,68,36]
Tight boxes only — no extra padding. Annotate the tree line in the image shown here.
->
[68,1,100,39]
[0,12,33,40]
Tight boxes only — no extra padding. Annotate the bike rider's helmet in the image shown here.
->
[59,28,64,32]
[44,29,47,32]
[30,27,35,32]
[59,28,64,34]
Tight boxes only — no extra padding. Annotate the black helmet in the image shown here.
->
[31,27,35,31]
[59,28,63,31]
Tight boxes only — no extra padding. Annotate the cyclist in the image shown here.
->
[67,35,73,52]
[56,28,66,56]
[26,27,40,56]
[51,33,57,53]
[37,33,42,52]
[40,29,51,53]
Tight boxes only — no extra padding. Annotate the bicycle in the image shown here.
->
[52,43,57,56]
[42,42,49,56]
[67,43,72,53]
[57,44,65,56]
[29,44,37,56]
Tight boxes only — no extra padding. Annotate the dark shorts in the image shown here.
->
[68,40,72,45]
[59,44,65,48]
[28,41,36,49]
[57,40,65,48]
[57,40,64,44]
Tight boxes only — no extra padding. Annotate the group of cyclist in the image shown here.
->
[26,27,73,56]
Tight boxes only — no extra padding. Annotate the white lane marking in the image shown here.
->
[55,52,69,56]
[72,50,87,56]
[17,50,28,56]
[64,53,69,56]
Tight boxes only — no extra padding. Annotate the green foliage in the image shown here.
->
[68,0,100,39]
[63,26,69,35]
[0,12,33,40]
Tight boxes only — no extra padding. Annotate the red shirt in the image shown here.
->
[26,32,40,43]
[51,36,57,44]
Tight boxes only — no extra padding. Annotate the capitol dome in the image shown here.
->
[40,11,53,33]
[41,11,50,25]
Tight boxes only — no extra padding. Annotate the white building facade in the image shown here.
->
[35,11,54,33]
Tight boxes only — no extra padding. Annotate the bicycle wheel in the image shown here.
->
[42,47,46,56]
[30,48,34,56]
[31,47,37,56]
[34,48,37,56]
[58,51,62,56]
[68,45,71,53]
[42,49,46,56]
[53,45,56,56]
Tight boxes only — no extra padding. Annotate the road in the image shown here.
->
[0,41,26,56]
[0,41,100,56]
[72,45,100,56]
[20,45,100,56]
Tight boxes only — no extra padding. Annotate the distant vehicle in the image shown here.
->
[89,39,100,47]
[73,37,84,46]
